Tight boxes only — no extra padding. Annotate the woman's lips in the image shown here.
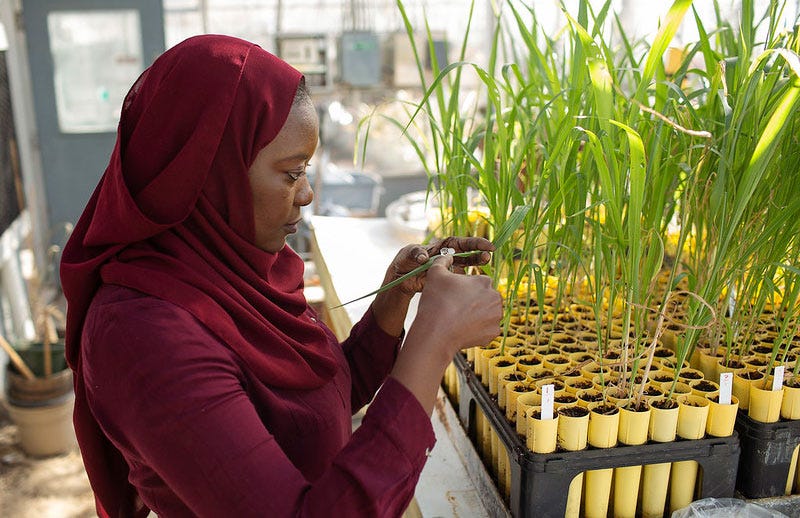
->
[284,219,301,233]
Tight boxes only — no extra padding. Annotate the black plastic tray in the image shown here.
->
[453,353,741,517]
[735,411,800,498]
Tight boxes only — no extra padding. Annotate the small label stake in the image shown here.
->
[541,384,555,420]
[719,372,733,405]
[773,365,785,392]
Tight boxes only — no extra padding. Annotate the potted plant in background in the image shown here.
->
[1,241,75,457]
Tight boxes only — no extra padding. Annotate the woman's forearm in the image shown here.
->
[389,322,452,415]
[369,288,413,338]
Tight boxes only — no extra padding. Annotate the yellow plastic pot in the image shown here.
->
[749,384,784,423]
[584,402,619,518]
[614,402,650,517]
[781,378,800,420]
[733,368,765,411]
[706,395,739,437]
[557,405,590,518]
[526,406,558,454]
[487,355,518,396]
[670,395,710,514]
[641,397,679,518]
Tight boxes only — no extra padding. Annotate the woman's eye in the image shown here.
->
[287,163,311,182]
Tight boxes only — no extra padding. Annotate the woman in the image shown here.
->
[60,34,502,517]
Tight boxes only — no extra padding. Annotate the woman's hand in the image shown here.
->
[382,236,494,297]
[390,253,503,414]
[412,253,503,354]
[371,237,494,337]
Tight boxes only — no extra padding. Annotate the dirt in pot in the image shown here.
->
[555,314,577,324]
[592,403,619,415]
[557,405,590,417]
[606,387,627,399]
[545,380,567,392]
[579,391,604,404]
[720,359,745,370]
[553,338,578,349]
[651,398,679,410]
[752,344,773,355]
[570,379,594,390]
[691,380,718,392]
[651,373,674,383]
[515,326,538,337]
[572,353,595,364]
[518,356,541,367]
[641,385,663,398]
[738,370,765,380]
[624,400,650,412]
[554,394,578,405]
[786,377,800,389]
[502,372,528,383]
[653,348,674,358]
[528,369,556,380]
[626,373,644,384]
[560,368,583,378]
[510,382,535,393]
[538,346,561,356]
[745,357,767,367]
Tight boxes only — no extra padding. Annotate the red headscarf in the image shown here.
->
[60,35,337,517]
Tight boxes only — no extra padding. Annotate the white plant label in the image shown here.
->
[773,365,785,391]
[541,384,555,420]
[719,372,733,405]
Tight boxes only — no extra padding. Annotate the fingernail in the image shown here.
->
[417,253,427,262]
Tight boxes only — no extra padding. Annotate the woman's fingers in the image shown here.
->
[426,237,493,267]
[420,257,502,349]
[427,253,454,274]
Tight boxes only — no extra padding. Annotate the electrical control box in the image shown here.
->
[338,31,381,87]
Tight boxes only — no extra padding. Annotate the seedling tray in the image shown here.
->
[735,412,800,498]
[453,353,740,518]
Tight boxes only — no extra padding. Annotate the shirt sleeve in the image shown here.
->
[83,298,435,518]
[341,307,404,411]
[307,377,436,516]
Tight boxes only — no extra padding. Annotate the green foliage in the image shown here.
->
[358,0,800,386]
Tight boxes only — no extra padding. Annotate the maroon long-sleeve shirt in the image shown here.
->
[81,285,435,517]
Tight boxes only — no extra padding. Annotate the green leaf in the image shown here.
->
[331,250,483,308]
[492,205,531,250]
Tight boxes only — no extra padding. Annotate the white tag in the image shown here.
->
[773,365,785,391]
[719,372,733,405]
[541,384,555,420]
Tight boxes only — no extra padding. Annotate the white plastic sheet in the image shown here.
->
[672,498,789,518]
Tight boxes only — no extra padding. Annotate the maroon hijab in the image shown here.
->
[60,35,337,517]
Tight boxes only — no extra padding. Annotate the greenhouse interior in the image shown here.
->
[1,0,800,516]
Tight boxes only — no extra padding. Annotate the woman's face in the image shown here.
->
[249,99,318,252]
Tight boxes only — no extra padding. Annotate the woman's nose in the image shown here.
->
[295,177,314,207]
